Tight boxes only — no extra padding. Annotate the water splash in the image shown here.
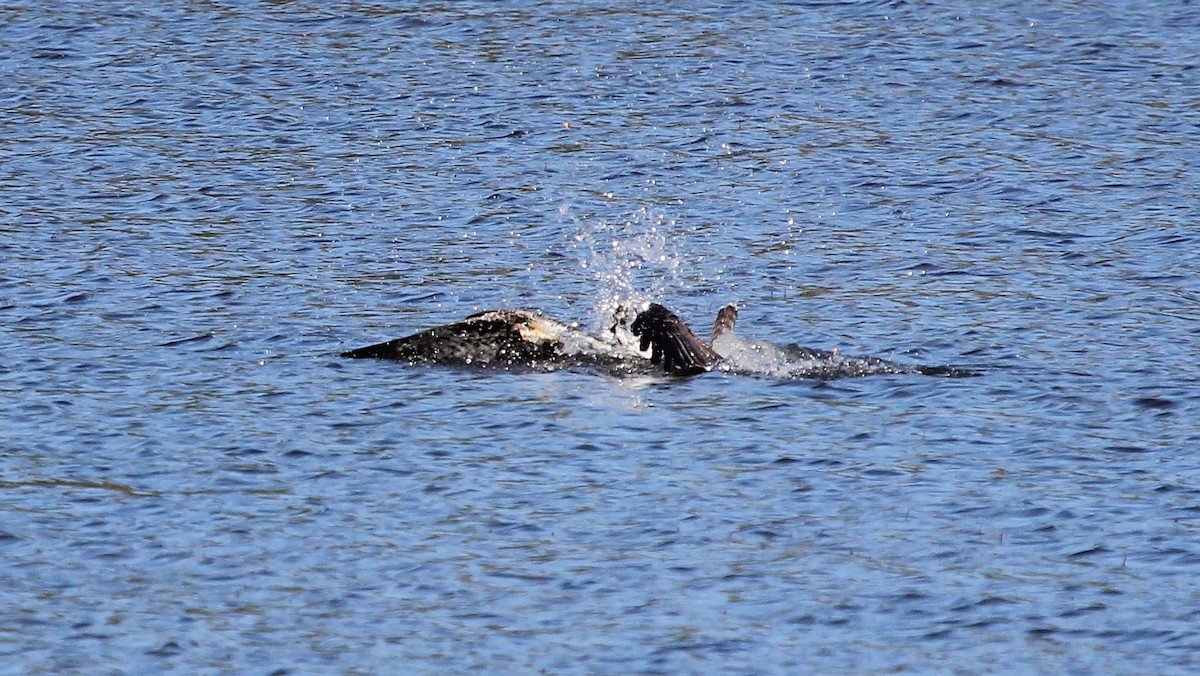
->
[566,204,683,333]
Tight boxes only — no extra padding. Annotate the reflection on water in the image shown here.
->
[3,0,1200,672]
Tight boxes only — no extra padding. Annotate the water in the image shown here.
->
[3,0,1199,672]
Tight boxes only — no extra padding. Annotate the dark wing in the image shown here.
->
[711,304,738,343]
[340,316,556,365]
[341,339,406,359]
[340,323,476,361]
[630,304,721,376]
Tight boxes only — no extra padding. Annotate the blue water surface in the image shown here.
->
[3,0,1200,673]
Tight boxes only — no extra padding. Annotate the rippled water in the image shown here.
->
[3,0,1200,672]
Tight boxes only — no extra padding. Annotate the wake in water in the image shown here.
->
[704,305,973,379]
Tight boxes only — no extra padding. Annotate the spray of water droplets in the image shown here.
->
[565,204,683,333]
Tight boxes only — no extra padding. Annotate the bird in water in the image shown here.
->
[340,303,716,376]
[341,303,974,379]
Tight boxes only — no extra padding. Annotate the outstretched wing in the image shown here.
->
[711,304,738,343]
[340,311,562,366]
[630,304,722,376]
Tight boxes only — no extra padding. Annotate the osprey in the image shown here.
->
[341,303,972,379]
[341,303,718,376]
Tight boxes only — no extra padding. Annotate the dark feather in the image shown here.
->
[630,304,721,376]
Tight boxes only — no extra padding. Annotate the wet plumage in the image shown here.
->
[342,303,974,379]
